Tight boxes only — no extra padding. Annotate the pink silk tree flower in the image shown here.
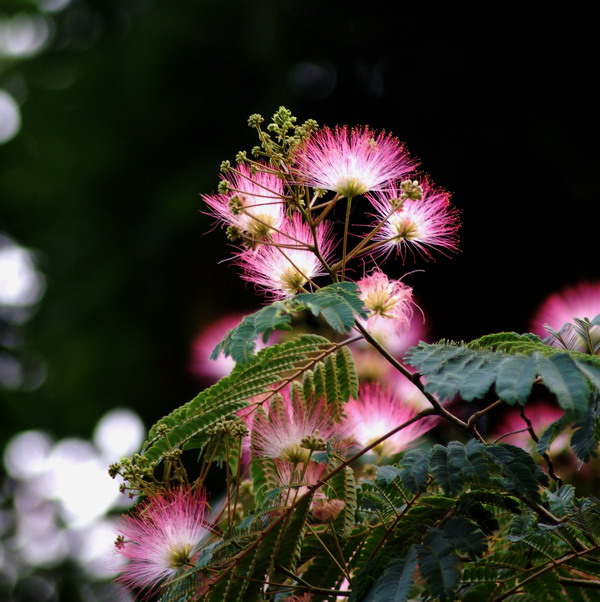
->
[237,213,336,299]
[492,402,569,455]
[250,388,348,463]
[203,162,285,240]
[294,125,416,197]
[530,281,600,345]
[357,269,415,335]
[368,180,460,261]
[341,383,437,460]
[114,487,211,595]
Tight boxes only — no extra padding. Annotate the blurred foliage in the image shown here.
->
[0,0,598,447]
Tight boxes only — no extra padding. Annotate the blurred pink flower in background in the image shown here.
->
[189,312,277,382]
[341,382,437,460]
[530,281,600,335]
[294,125,416,197]
[492,401,568,455]
[530,281,600,354]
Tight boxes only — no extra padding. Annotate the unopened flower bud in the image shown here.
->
[399,179,423,201]
[217,180,230,194]
[228,195,243,215]
[220,160,231,173]
[248,113,264,127]
[300,433,327,451]
[226,225,242,241]
[108,463,122,479]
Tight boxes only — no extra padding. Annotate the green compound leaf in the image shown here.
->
[484,443,549,504]
[330,466,358,538]
[212,282,368,364]
[415,530,461,600]
[536,413,574,455]
[570,403,600,462]
[140,334,335,467]
[294,281,368,333]
[437,517,488,558]
[429,440,489,496]
[211,302,292,364]
[302,345,358,420]
[364,546,419,602]
[495,354,538,405]
[399,447,431,494]
[534,353,592,416]
[405,338,599,417]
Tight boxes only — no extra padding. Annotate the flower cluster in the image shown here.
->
[202,113,460,300]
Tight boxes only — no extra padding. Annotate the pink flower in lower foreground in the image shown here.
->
[115,487,211,594]
[357,269,415,335]
[294,126,416,197]
[342,383,438,459]
[368,180,460,261]
[237,213,336,299]
[250,388,348,462]
[203,162,285,239]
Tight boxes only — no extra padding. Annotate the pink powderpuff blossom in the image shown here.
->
[115,487,211,595]
[530,282,600,351]
[357,269,415,335]
[203,162,285,239]
[250,388,348,462]
[341,382,438,460]
[237,213,336,299]
[294,126,416,197]
[368,179,460,261]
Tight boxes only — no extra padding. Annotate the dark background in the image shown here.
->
[1,0,598,445]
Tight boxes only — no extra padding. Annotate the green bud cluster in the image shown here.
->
[300,432,327,451]
[228,195,243,214]
[247,113,264,128]
[226,225,242,241]
[400,179,424,201]
[217,179,231,194]
[206,416,250,439]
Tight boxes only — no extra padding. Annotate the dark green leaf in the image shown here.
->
[536,413,573,455]
[534,352,592,417]
[368,546,418,602]
[495,355,537,405]
[415,530,460,600]
[399,447,431,493]
[438,517,488,558]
